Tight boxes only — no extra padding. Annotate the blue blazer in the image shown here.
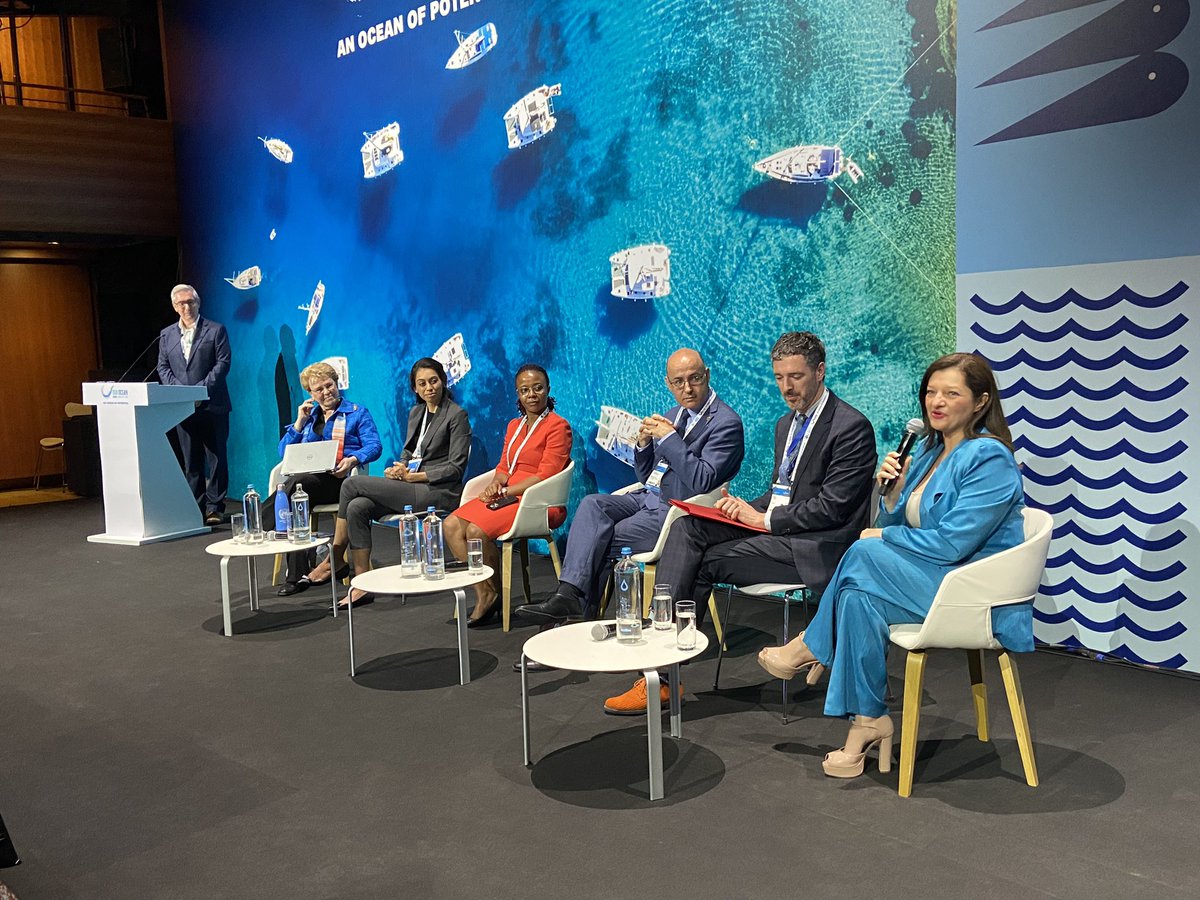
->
[632,393,744,510]
[878,434,1031,650]
[156,317,232,414]
[279,398,383,468]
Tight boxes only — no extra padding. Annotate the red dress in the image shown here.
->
[451,411,572,538]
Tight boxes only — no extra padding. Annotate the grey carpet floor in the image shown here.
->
[1,499,1198,899]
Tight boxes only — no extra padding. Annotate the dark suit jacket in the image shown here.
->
[398,399,472,509]
[750,390,877,600]
[633,393,744,508]
[156,317,232,415]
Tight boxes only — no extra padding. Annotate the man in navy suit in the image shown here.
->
[516,348,745,625]
[156,284,232,525]
[599,332,876,714]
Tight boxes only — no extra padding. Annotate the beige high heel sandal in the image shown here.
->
[822,715,895,778]
[756,648,826,684]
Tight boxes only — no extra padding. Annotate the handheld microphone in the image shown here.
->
[590,622,617,641]
[115,334,162,384]
[881,418,925,494]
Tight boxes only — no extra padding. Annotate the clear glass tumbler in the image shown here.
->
[651,583,673,631]
[675,600,697,650]
[230,513,246,543]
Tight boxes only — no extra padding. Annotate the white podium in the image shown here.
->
[82,382,212,545]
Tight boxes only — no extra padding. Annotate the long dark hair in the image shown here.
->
[919,352,1013,450]
[409,357,451,403]
[514,362,556,415]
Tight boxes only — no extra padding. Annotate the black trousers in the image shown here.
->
[176,409,229,514]
[653,516,804,623]
[261,472,344,582]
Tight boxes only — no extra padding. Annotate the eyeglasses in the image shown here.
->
[668,373,708,389]
[518,384,547,397]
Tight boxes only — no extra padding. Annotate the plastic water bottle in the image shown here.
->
[243,485,264,544]
[614,548,642,643]
[274,483,289,537]
[291,484,311,542]
[400,505,421,577]
[422,506,445,580]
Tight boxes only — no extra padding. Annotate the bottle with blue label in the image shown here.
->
[291,484,311,542]
[242,485,264,544]
[274,483,289,537]
[614,548,642,643]
[422,506,445,580]
[400,505,421,577]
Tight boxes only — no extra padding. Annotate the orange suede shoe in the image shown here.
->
[603,676,684,715]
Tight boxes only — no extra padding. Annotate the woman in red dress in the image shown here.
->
[444,363,573,626]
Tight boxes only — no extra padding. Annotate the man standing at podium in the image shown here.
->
[157,284,232,526]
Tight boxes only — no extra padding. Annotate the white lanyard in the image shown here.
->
[780,388,829,482]
[412,408,432,457]
[505,409,549,471]
[670,389,718,439]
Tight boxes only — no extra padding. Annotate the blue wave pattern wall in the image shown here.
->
[161,0,957,508]
[958,257,1200,672]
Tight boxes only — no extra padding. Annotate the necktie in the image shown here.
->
[777,413,806,483]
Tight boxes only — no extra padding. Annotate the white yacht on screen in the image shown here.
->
[504,84,562,149]
[610,244,671,300]
[258,136,294,164]
[224,266,262,290]
[753,144,862,184]
[595,406,641,467]
[446,23,497,69]
[299,281,324,336]
[434,333,472,387]
[361,122,404,178]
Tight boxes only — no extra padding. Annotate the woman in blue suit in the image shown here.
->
[270,361,382,594]
[757,352,1027,778]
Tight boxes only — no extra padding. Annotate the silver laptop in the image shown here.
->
[281,441,338,476]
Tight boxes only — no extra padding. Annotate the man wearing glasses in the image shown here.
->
[156,284,232,525]
[589,332,875,714]
[516,348,744,630]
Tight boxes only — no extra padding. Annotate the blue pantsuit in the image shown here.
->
[803,435,1030,719]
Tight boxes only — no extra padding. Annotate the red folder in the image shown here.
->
[668,499,769,533]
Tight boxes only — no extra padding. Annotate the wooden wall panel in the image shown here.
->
[0,262,99,481]
[0,105,177,236]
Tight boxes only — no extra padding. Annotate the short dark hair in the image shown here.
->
[919,352,1013,450]
[409,357,451,400]
[514,362,556,413]
[771,331,825,369]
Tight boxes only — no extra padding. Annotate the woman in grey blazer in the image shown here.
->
[295,357,472,604]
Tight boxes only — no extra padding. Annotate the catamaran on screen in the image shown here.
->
[504,84,562,149]
[610,244,671,300]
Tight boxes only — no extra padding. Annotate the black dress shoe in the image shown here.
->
[278,576,313,597]
[205,512,224,526]
[467,605,500,629]
[514,592,582,625]
[512,658,556,673]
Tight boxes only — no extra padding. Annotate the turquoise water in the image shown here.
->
[167,0,956,502]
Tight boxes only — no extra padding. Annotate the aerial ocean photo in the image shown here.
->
[166,0,958,501]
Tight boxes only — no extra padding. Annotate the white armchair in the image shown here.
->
[464,461,575,631]
[889,507,1054,797]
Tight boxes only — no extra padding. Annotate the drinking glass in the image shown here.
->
[651,583,673,631]
[278,509,293,542]
[467,538,484,573]
[230,513,246,543]
[675,600,697,650]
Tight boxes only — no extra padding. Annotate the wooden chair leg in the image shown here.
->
[518,540,532,601]
[707,591,724,647]
[547,536,562,577]
[898,650,927,798]
[967,649,989,742]
[998,651,1039,788]
[272,553,283,586]
[501,542,514,632]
